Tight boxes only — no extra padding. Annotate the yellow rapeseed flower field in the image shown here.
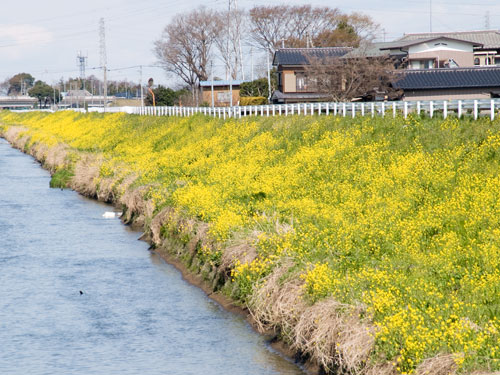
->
[1,110,500,374]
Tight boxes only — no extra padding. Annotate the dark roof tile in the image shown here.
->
[273,47,352,66]
[394,67,500,89]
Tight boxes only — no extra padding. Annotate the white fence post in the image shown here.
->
[371,103,375,117]
[430,101,434,118]
[352,103,356,118]
[292,104,295,115]
[491,100,495,121]
[381,102,385,117]
[334,103,338,116]
[392,102,397,118]
[279,105,282,116]
[261,105,264,116]
[474,100,478,120]
[303,103,307,116]
[285,104,288,116]
[326,103,330,116]
[361,103,365,117]
[458,100,462,118]
[272,105,276,116]
[443,101,448,119]
[404,101,408,119]
[310,103,314,116]
[417,101,421,116]
[266,105,270,117]
[342,103,346,117]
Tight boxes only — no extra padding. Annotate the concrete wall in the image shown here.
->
[408,39,474,54]
[404,88,492,101]
[409,50,474,67]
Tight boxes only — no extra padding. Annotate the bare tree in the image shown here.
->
[303,52,400,102]
[248,5,379,54]
[154,7,219,102]
[214,8,247,80]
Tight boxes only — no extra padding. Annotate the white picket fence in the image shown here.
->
[128,99,500,121]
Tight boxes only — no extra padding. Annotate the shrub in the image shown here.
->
[240,96,267,106]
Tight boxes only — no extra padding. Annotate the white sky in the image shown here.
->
[1,0,499,88]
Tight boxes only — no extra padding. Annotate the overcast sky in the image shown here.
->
[1,0,500,89]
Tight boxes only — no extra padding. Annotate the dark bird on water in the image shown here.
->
[79,290,83,295]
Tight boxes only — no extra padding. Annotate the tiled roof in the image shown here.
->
[394,67,500,90]
[345,42,408,58]
[398,30,500,49]
[273,47,353,66]
[380,36,482,50]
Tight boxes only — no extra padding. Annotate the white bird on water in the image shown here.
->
[102,211,122,219]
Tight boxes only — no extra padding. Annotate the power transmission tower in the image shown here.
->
[99,18,108,112]
[77,51,88,90]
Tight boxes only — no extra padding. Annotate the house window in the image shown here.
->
[296,73,306,91]
[486,57,492,65]
[474,57,480,65]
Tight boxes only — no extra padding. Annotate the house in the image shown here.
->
[59,90,115,108]
[199,80,249,106]
[271,47,352,104]
[379,36,482,69]
[397,30,500,66]
[394,66,500,101]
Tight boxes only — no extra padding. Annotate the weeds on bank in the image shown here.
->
[1,111,500,374]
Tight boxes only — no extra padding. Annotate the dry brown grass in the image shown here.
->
[415,354,458,375]
[219,234,259,272]
[96,176,117,202]
[70,154,101,198]
[44,143,69,172]
[293,298,374,374]
[364,363,398,375]
[150,207,175,246]
[3,126,30,150]
[119,185,154,226]
[249,262,307,340]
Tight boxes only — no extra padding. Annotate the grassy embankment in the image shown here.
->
[1,111,499,375]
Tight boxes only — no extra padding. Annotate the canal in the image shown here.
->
[0,138,304,375]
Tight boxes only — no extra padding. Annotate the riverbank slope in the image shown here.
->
[1,111,500,375]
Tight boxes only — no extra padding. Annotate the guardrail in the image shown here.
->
[133,99,500,121]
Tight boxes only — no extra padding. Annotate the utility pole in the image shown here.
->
[267,53,272,103]
[485,11,491,29]
[250,47,254,81]
[139,65,144,107]
[211,61,215,107]
[99,18,108,112]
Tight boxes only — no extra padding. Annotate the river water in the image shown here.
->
[0,138,304,375]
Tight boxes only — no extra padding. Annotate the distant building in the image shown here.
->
[200,80,250,106]
[394,66,500,101]
[0,96,37,109]
[60,90,115,108]
[397,30,500,67]
[271,47,352,104]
